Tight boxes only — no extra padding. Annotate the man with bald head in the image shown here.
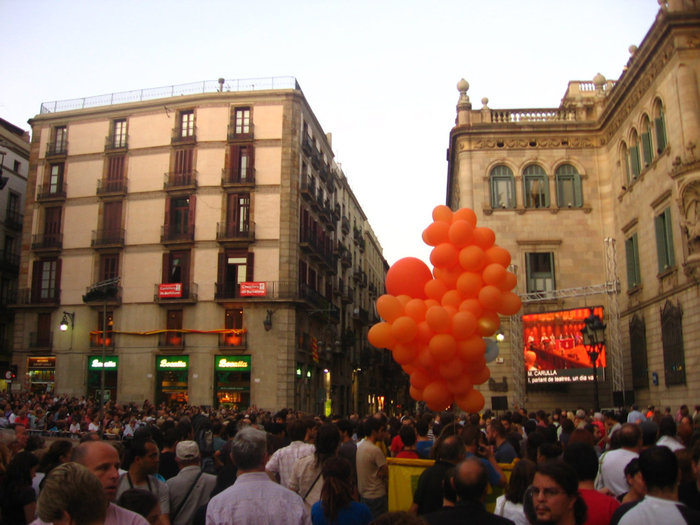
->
[423,457,515,524]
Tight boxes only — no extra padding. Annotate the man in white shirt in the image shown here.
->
[265,418,315,487]
[596,423,641,497]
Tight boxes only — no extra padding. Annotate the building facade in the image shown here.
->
[446,1,700,411]
[0,118,29,390]
[12,77,389,415]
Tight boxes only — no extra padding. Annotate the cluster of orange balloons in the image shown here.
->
[368,205,522,413]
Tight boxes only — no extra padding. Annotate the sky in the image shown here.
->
[0,0,661,267]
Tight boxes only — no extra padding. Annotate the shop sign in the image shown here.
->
[239,282,266,296]
[216,355,250,371]
[157,356,189,370]
[89,357,119,370]
[27,356,56,369]
[158,283,182,298]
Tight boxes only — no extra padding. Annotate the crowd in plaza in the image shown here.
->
[1,391,700,525]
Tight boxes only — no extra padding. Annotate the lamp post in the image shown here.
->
[581,308,606,413]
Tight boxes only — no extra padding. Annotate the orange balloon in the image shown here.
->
[439,357,464,380]
[455,388,485,413]
[456,272,483,298]
[368,322,396,349]
[453,207,477,227]
[459,298,484,318]
[478,285,503,312]
[486,245,512,267]
[402,363,416,375]
[499,292,522,315]
[376,294,403,322]
[457,336,486,363]
[393,342,419,364]
[482,263,507,286]
[441,290,463,309]
[433,265,462,288]
[429,333,457,362]
[477,311,500,336]
[470,365,491,385]
[432,205,454,223]
[498,271,518,292]
[410,368,433,390]
[473,227,496,249]
[425,305,451,333]
[396,295,412,307]
[452,311,478,340]
[425,279,448,301]
[409,385,424,402]
[447,374,473,395]
[459,245,486,271]
[423,380,453,411]
[422,221,450,246]
[391,316,419,343]
[430,243,459,269]
[448,220,474,248]
[416,346,437,369]
[416,321,434,345]
[386,257,432,299]
[424,299,440,309]
[404,298,428,322]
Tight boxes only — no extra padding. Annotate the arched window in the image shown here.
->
[523,165,549,208]
[620,141,631,185]
[628,129,641,180]
[640,115,654,167]
[555,164,583,208]
[489,165,516,208]
[653,99,667,154]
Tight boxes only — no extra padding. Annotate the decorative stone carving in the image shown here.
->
[681,179,700,254]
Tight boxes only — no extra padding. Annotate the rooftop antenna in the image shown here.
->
[218,78,225,92]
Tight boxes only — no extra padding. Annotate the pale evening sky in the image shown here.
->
[0,0,661,266]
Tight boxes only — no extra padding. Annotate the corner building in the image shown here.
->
[446,2,700,411]
[13,77,387,414]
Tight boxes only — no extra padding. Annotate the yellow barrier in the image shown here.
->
[386,457,516,513]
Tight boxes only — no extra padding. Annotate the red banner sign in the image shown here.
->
[158,283,182,298]
[240,282,267,296]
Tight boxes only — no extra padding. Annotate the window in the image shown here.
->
[653,99,667,154]
[525,252,555,293]
[654,207,675,272]
[179,110,194,138]
[660,301,685,386]
[620,142,631,185]
[99,254,119,282]
[102,201,122,242]
[628,130,641,179]
[225,309,243,329]
[47,163,64,194]
[36,313,52,347]
[226,193,250,236]
[625,233,641,289]
[164,195,195,241]
[4,235,17,266]
[43,206,62,246]
[489,165,516,208]
[6,192,21,226]
[52,126,67,154]
[104,155,125,192]
[234,107,251,135]
[112,119,127,148]
[640,115,653,167]
[93,311,114,347]
[163,250,190,285]
[164,310,184,347]
[230,144,254,183]
[31,258,61,303]
[555,164,583,208]
[217,250,253,298]
[523,165,549,208]
[13,160,20,174]
[629,315,649,389]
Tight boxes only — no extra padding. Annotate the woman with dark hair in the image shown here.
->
[494,458,536,525]
[524,460,587,525]
[0,450,39,525]
[36,439,73,489]
[311,456,371,525]
[117,488,161,525]
[290,422,341,510]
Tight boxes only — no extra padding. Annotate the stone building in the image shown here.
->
[12,77,388,414]
[0,118,29,390]
[446,1,700,411]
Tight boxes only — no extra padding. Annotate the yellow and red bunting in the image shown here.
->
[88,328,247,336]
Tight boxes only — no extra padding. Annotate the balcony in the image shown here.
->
[219,331,247,349]
[11,288,60,307]
[45,141,67,158]
[0,252,19,273]
[158,332,186,349]
[32,232,63,252]
[302,135,313,156]
[29,331,53,350]
[341,216,350,234]
[5,209,23,231]
[227,123,254,141]
[221,167,255,188]
[216,222,255,243]
[105,136,128,152]
[91,228,125,248]
[161,224,194,244]
[154,283,198,304]
[96,178,127,196]
[164,171,197,191]
[171,128,197,144]
[300,175,316,202]
[319,164,330,183]
[36,182,67,202]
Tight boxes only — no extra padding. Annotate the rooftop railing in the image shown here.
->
[40,76,301,114]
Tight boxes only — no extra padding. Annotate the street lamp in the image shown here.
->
[581,308,606,412]
[59,311,75,331]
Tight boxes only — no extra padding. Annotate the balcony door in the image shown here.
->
[226,193,250,237]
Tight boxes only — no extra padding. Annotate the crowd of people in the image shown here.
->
[1,391,700,525]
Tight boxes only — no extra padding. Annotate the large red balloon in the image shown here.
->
[386,257,432,299]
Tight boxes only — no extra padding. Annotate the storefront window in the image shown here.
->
[156,355,189,405]
[214,355,250,409]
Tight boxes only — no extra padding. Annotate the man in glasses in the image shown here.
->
[525,460,587,525]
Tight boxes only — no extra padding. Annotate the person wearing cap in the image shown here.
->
[166,440,216,525]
